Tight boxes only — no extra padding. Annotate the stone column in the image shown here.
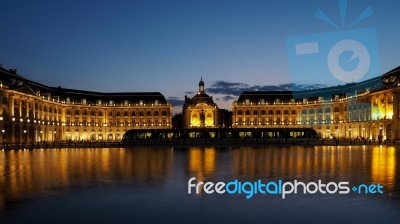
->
[391,90,400,140]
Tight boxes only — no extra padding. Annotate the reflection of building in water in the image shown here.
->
[371,146,396,191]
[0,148,173,209]
[231,146,398,189]
[188,147,216,182]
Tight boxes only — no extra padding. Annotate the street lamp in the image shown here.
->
[23,130,27,144]
[1,129,5,144]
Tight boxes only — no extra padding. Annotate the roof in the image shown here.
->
[0,66,168,105]
[237,73,386,104]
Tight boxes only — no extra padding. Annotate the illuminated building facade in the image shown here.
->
[232,67,400,141]
[0,67,172,143]
[3,64,400,143]
[182,79,220,128]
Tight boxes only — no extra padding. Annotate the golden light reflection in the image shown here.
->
[371,146,396,190]
[0,148,173,209]
[188,147,216,182]
[231,146,398,189]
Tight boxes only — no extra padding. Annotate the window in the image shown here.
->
[334,107,339,112]
[284,118,289,125]
[326,115,331,123]
[284,110,289,115]
[276,110,281,115]
[253,110,258,115]
[238,110,243,115]
[245,110,250,115]
[268,110,273,115]
[291,110,296,115]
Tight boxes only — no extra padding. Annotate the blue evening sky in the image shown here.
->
[0,0,399,111]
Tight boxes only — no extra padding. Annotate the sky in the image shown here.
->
[1,0,400,113]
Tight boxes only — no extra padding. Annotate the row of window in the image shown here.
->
[237,109,297,115]
[240,95,351,106]
[64,119,169,127]
[67,98,162,107]
[66,109,169,116]
[237,118,297,125]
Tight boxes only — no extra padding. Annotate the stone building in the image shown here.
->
[182,79,219,128]
[232,67,400,140]
[0,67,172,143]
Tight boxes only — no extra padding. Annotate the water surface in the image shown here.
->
[0,146,399,223]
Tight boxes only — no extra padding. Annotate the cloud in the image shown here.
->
[184,91,195,95]
[221,95,235,101]
[167,97,185,107]
[207,81,327,97]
